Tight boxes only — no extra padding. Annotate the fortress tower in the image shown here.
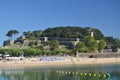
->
[90,31,94,37]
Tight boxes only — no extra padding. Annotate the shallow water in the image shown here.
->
[0,64,120,80]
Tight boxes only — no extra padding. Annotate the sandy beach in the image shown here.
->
[0,57,120,67]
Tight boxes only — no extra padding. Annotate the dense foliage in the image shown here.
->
[41,26,104,40]
[6,30,19,40]
[0,47,61,57]
[105,37,120,52]
[22,26,104,40]
[23,30,43,40]
[74,36,105,53]
[48,40,59,51]
[98,40,106,52]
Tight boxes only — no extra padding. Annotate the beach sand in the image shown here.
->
[0,57,120,67]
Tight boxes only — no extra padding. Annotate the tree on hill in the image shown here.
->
[83,36,98,52]
[74,36,105,53]
[98,39,106,52]
[6,30,19,40]
[23,30,42,39]
[23,31,31,37]
[74,42,89,53]
[48,40,59,51]
[105,37,120,52]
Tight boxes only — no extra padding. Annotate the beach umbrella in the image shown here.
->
[4,54,9,57]
[0,54,2,57]
[3,52,9,57]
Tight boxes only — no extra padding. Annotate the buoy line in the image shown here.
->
[56,71,111,79]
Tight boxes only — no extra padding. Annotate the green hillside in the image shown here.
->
[41,26,104,40]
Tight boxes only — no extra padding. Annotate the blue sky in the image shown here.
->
[0,0,120,46]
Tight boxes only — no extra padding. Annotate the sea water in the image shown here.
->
[0,64,120,80]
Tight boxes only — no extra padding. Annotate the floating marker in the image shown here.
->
[81,73,83,76]
[99,74,101,77]
[106,72,111,80]
[76,72,78,75]
[69,72,71,74]
[89,73,91,76]
[104,74,106,77]
[66,72,68,74]
[94,74,96,77]
[72,72,75,75]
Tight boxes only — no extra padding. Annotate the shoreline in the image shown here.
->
[0,57,120,67]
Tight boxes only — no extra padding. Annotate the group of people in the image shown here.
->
[39,56,65,61]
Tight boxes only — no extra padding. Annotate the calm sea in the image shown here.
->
[0,64,120,80]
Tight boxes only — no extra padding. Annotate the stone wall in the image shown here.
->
[40,37,80,48]
[77,53,120,58]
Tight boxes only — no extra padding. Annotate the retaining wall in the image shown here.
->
[77,53,120,58]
